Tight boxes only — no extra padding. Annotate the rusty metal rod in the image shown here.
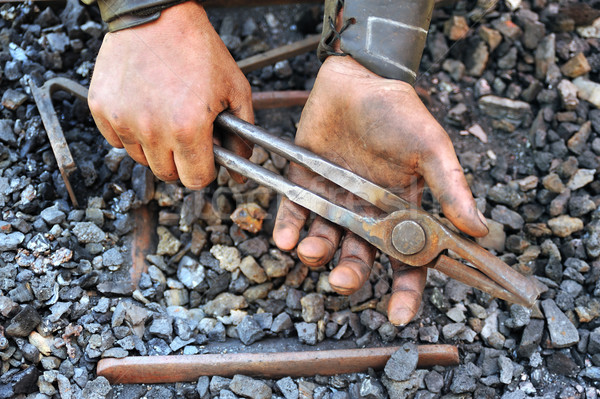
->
[252,90,310,109]
[28,77,88,207]
[239,34,320,74]
[129,206,156,288]
[97,345,459,384]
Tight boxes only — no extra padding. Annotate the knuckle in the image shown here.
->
[87,96,102,115]
[172,127,197,145]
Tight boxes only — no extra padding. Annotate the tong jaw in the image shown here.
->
[366,209,544,307]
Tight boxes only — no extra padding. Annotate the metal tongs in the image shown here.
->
[28,76,543,307]
[214,113,545,307]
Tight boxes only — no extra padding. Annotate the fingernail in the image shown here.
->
[477,209,489,232]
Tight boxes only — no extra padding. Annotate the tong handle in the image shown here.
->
[216,113,409,213]
[441,232,544,307]
[432,255,531,307]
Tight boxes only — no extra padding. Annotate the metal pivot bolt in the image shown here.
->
[392,220,426,255]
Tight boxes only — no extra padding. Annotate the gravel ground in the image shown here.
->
[1,0,600,398]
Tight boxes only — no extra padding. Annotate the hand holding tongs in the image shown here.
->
[214,113,545,307]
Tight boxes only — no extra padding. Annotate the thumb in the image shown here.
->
[420,143,488,238]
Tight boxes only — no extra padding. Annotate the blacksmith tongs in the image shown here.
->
[214,113,545,307]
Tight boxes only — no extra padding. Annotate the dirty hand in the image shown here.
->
[273,56,489,326]
[89,2,253,189]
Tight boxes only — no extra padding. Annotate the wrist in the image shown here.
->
[98,0,205,32]
[318,0,434,85]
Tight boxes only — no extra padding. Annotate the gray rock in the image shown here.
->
[0,120,15,145]
[3,61,21,81]
[419,325,439,343]
[442,323,466,340]
[276,377,298,399]
[211,245,242,272]
[0,232,24,251]
[295,322,318,345]
[505,304,531,329]
[359,376,385,399]
[237,315,265,345]
[536,34,555,80]
[0,296,18,317]
[260,250,293,278]
[501,391,527,399]
[146,337,172,356]
[5,306,41,337]
[210,376,232,395]
[521,18,545,49]
[101,348,128,358]
[449,363,482,393]
[1,89,28,111]
[146,386,174,399]
[132,164,155,205]
[567,169,595,190]
[378,322,397,342]
[73,222,107,244]
[588,330,600,354]
[498,355,514,384]
[271,312,293,333]
[445,279,472,302]
[102,248,123,268]
[177,256,205,290]
[360,309,387,331]
[204,293,247,317]
[81,376,113,399]
[45,32,69,52]
[487,184,525,208]
[219,390,238,399]
[57,374,73,399]
[301,293,325,323]
[384,342,419,381]
[569,194,596,217]
[27,233,51,252]
[465,39,489,76]
[586,220,600,258]
[542,299,579,347]
[9,366,40,395]
[424,371,443,393]
[382,371,426,399]
[111,301,150,338]
[581,367,600,381]
[230,375,272,399]
[478,95,532,127]
[491,205,524,230]
[498,47,517,69]
[149,316,173,339]
[197,376,210,399]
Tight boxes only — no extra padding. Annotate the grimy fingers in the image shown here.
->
[387,259,427,326]
[273,196,310,251]
[420,137,488,238]
[297,216,343,268]
[273,162,317,251]
[172,121,217,190]
[328,233,376,295]
[90,113,123,149]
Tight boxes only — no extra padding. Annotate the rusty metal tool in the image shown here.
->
[251,90,310,109]
[239,34,320,74]
[97,344,458,383]
[28,77,88,207]
[214,113,546,308]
